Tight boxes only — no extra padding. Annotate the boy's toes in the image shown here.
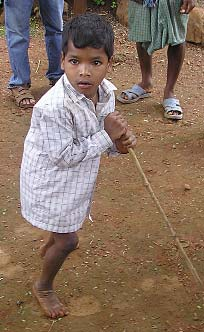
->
[32,282,68,318]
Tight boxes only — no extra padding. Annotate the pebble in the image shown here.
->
[184,184,191,190]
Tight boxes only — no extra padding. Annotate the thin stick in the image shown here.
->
[35,60,41,73]
[48,320,55,332]
[128,148,203,287]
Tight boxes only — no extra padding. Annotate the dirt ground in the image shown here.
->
[0,14,204,332]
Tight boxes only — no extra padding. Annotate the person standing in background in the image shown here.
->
[117,0,195,120]
[4,0,64,109]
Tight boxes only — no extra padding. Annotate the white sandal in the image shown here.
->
[163,98,183,120]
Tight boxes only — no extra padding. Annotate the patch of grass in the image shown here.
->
[0,25,5,37]
[30,17,43,37]
[0,17,43,38]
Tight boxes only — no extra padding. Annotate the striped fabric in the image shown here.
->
[128,0,189,54]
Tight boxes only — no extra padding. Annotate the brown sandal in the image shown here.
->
[10,86,35,109]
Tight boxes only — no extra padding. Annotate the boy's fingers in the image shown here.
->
[121,130,134,140]
[129,137,137,147]
[121,135,136,147]
[121,127,128,136]
[107,113,127,126]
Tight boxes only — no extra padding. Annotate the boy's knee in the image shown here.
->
[68,234,79,252]
[57,233,78,255]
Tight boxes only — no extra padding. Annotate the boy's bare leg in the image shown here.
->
[40,233,54,258]
[33,232,79,319]
[40,233,79,258]
[164,43,185,100]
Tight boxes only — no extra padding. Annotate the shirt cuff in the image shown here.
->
[93,129,113,153]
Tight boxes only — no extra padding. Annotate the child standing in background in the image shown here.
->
[20,13,136,319]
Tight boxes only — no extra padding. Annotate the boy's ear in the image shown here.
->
[61,52,65,70]
[107,56,113,72]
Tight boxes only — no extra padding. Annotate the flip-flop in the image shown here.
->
[163,98,183,120]
[117,84,151,104]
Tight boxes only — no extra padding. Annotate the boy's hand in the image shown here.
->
[115,129,137,154]
[104,111,127,141]
[180,0,195,14]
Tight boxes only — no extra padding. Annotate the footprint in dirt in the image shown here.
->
[140,276,182,292]
[0,247,23,278]
[0,248,10,267]
[69,295,101,316]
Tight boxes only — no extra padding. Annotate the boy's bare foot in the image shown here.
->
[33,282,68,319]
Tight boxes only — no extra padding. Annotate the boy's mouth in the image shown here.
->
[77,81,92,89]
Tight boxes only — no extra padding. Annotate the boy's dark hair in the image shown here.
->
[62,13,114,60]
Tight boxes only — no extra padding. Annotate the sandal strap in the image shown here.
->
[130,85,148,96]
[163,97,180,107]
[163,98,183,114]
[121,85,150,99]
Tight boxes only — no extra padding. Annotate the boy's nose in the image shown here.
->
[79,64,90,76]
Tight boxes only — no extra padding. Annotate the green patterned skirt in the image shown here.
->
[128,0,189,54]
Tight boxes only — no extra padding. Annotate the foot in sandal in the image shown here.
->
[163,98,183,120]
[117,84,151,104]
[10,85,35,109]
[33,282,68,319]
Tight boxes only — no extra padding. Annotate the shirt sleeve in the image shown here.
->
[37,107,114,168]
[106,143,120,156]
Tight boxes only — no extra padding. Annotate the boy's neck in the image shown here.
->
[89,89,99,106]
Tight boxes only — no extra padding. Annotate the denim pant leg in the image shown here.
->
[4,0,34,87]
[39,0,64,81]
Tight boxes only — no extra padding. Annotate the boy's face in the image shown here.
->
[61,40,112,102]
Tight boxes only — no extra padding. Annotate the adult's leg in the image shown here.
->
[162,43,185,119]
[4,0,33,87]
[136,42,153,91]
[39,0,64,82]
[119,42,153,102]
[164,43,185,99]
[4,0,35,108]
[34,232,79,318]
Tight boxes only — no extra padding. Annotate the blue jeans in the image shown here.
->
[5,0,64,87]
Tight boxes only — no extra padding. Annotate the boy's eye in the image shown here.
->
[93,60,102,66]
[69,59,79,65]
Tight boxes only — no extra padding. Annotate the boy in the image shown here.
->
[20,13,136,319]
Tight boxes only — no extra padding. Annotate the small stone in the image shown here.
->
[193,312,199,321]
[184,184,191,190]
[16,300,24,306]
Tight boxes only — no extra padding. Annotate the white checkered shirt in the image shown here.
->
[20,75,117,233]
